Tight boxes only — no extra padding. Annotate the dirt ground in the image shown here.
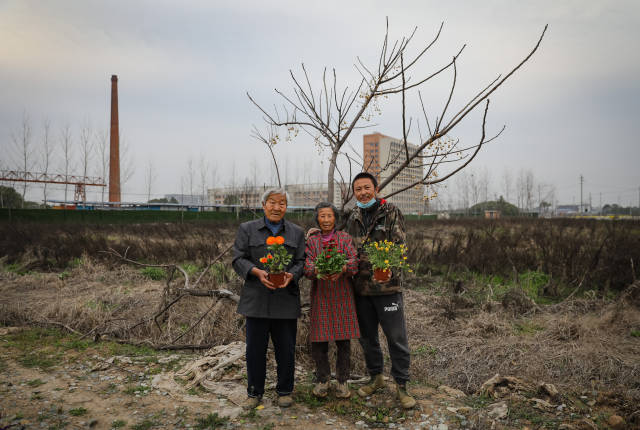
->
[1,262,639,429]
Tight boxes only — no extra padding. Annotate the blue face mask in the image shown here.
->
[356,198,377,209]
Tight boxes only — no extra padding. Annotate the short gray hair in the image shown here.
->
[314,201,339,227]
[261,187,290,205]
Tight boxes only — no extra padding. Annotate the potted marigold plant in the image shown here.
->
[314,239,348,276]
[259,235,292,288]
[363,239,410,282]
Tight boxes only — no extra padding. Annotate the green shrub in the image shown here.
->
[141,267,166,280]
[69,407,88,416]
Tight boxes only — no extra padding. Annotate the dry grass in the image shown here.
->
[403,283,640,407]
[3,256,638,413]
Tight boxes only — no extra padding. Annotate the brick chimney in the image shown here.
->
[109,75,121,203]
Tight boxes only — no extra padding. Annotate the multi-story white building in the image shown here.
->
[363,132,426,214]
[208,182,344,209]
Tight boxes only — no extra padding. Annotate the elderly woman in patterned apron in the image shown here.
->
[304,202,359,398]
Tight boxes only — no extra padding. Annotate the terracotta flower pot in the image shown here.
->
[268,272,287,288]
[373,268,391,282]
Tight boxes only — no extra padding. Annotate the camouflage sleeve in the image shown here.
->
[343,234,359,277]
[390,206,406,245]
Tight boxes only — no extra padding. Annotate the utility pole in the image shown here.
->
[579,174,584,213]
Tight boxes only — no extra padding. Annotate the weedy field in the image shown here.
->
[0,218,639,429]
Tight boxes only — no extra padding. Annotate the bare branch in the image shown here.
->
[401,54,410,163]
[376,44,466,96]
[441,24,548,134]
[380,21,444,84]
[435,56,457,133]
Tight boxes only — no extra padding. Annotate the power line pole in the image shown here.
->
[579,174,584,213]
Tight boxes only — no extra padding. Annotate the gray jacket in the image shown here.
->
[232,218,305,319]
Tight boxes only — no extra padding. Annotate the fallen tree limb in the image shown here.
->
[175,288,240,303]
[96,243,236,346]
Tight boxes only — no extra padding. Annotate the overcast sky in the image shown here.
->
[1,0,639,207]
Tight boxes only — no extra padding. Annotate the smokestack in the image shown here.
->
[109,75,121,203]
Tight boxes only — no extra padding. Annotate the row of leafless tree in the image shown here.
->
[442,167,557,212]
[4,112,134,206]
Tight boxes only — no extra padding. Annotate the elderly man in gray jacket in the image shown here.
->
[232,187,305,409]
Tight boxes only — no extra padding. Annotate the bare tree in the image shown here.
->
[469,171,481,208]
[455,171,470,212]
[198,157,209,205]
[250,158,259,190]
[228,160,237,197]
[95,129,109,204]
[516,168,535,211]
[210,161,219,189]
[40,118,54,206]
[145,159,157,202]
[185,157,195,204]
[501,167,513,203]
[11,112,33,206]
[59,124,74,204]
[524,170,535,211]
[179,175,186,205]
[249,20,547,207]
[78,121,94,203]
[479,166,491,203]
[119,134,136,198]
[537,182,556,214]
[516,169,525,210]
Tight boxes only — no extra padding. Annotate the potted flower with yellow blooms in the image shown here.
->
[363,239,410,282]
[259,235,292,288]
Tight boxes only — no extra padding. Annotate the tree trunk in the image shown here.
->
[327,149,339,206]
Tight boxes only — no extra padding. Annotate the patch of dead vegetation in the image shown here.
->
[402,285,640,413]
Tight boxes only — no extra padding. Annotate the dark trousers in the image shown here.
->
[311,340,351,383]
[245,317,297,397]
[355,292,410,385]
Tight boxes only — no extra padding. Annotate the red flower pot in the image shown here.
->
[268,272,287,288]
[373,268,391,282]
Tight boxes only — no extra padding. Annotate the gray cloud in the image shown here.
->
[1,0,639,206]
